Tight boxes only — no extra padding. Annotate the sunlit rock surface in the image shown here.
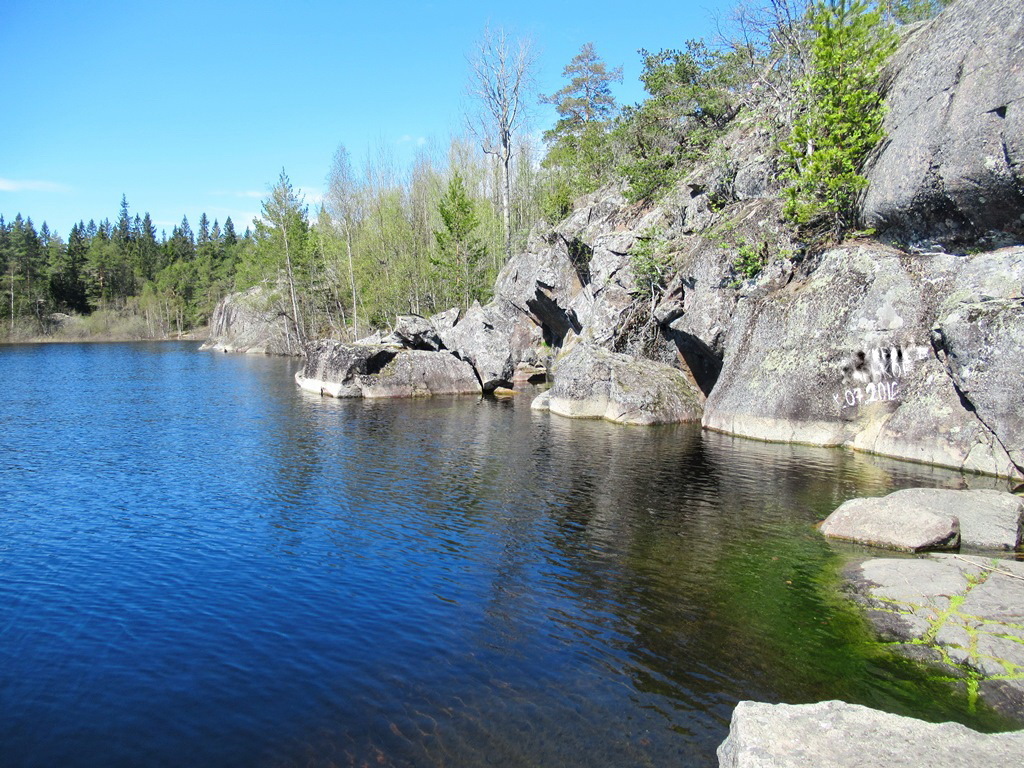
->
[861,0,1024,243]
[822,488,1023,552]
[544,341,703,426]
[717,700,1024,767]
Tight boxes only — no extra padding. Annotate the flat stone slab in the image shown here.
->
[821,488,1023,552]
[820,493,960,552]
[848,554,1024,721]
[717,700,1024,767]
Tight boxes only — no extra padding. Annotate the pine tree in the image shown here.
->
[541,43,622,215]
[782,0,897,237]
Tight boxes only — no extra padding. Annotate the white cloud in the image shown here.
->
[0,177,71,193]
[397,135,428,147]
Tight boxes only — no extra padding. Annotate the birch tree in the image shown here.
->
[466,25,536,262]
[326,144,364,337]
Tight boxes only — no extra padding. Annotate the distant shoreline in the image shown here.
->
[0,329,208,346]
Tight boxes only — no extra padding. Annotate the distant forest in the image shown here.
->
[1,0,947,342]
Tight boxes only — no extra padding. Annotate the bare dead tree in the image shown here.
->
[466,25,536,262]
[712,0,813,127]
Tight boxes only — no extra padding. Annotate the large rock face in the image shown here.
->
[702,244,1024,479]
[201,285,298,355]
[717,700,1024,767]
[861,0,1024,243]
[436,300,541,391]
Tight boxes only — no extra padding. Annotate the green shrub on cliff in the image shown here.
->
[782,0,897,238]
[629,228,672,297]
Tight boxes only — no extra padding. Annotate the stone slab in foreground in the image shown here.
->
[717,700,1024,767]
[848,554,1024,721]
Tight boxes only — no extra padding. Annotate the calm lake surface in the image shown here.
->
[0,342,1013,767]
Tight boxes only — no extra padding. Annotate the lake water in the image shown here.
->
[0,342,1014,767]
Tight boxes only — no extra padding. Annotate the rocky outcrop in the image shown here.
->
[701,244,1024,479]
[202,284,298,355]
[717,700,1024,767]
[861,0,1024,244]
[382,314,444,351]
[537,341,704,426]
[847,554,1024,720]
[295,340,480,399]
[436,301,541,391]
[356,350,481,398]
[821,488,1024,552]
[933,295,1024,473]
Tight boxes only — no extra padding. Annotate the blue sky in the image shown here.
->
[1,0,733,238]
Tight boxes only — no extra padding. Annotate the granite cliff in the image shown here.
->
[207,0,1023,481]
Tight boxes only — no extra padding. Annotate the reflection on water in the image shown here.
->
[0,342,1013,768]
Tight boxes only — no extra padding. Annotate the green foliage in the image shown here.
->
[433,171,489,308]
[540,43,622,213]
[732,239,771,282]
[882,0,951,23]
[616,41,748,203]
[782,0,897,238]
[629,228,672,297]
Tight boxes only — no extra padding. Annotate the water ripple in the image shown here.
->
[0,342,1011,768]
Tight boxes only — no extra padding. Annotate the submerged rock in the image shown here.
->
[822,488,1023,552]
[848,554,1024,721]
[717,700,1024,767]
[544,342,704,426]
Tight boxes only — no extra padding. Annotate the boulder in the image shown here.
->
[201,285,298,355]
[295,340,397,397]
[702,244,1024,480]
[358,351,480,398]
[848,554,1024,720]
[861,0,1024,243]
[296,340,481,399]
[823,488,1023,551]
[544,342,704,425]
[383,314,444,351]
[437,300,541,391]
[717,700,1024,768]
[820,494,960,552]
[491,229,587,347]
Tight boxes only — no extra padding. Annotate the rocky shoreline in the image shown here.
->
[204,0,1024,761]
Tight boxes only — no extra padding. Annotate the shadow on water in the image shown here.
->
[0,343,1017,768]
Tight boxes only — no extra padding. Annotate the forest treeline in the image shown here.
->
[0,0,948,342]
